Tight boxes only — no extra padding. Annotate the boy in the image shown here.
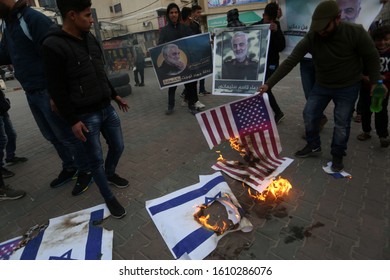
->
[42,0,129,218]
[357,25,390,147]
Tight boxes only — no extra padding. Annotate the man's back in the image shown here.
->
[0,4,53,91]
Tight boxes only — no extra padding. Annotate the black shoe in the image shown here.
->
[295,144,322,158]
[134,83,139,86]
[50,168,77,188]
[105,197,126,219]
[1,167,15,179]
[275,112,285,124]
[5,156,28,166]
[189,106,199,115]
[139,83,145,87]
[0,185,26,201]
[165,108,174,115]
[331,156,344,172]
[72,171,93,196]
[107,173,129,188]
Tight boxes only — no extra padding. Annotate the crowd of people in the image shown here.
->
[0,0,389,221]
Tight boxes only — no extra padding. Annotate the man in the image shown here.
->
[0,0,92,196]
[252,2,286,124]
[42,0,129,218]
[190,4,211,96]
[133,46,145,87]
[158,3,200,115]
[259,0,385,172]
[336,0,361,23]
[222,31,258,80]
[158,44,186,77]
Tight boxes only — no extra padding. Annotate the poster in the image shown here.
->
[212,25,270,96]
[278,0,384,54]
[149,33,213,89]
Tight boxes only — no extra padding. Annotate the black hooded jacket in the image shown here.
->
[42,26,116,125]
[158,3,193,44]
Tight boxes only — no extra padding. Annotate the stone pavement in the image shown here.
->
[0,63,389,260]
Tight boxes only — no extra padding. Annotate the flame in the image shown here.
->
[248,177,292,202]
[216,150,225,161]
[197,214,229,234]
[229,137,246,157]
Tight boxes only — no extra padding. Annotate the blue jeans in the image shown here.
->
[78,105,124,200]
[25,89,89,172]
[300,58,316,100]
[303,83,360,157]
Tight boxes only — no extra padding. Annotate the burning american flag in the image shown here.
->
[196,93,293,192]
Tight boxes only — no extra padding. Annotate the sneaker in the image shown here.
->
[0,185,26,201]
[275,112,285,124]
[107,173,129,188]
[380,137,390,148]
[1,167,15,179]
[5,156,28,166]
[194,101,206,109]
[134,83,139,87]
[50,168,78,188]
[189,106,199,115]
[357,132,371,141]
[198,92,205,96]
[331,156,344,172]
[295,144,322,158]
[139,83,145,87]
[72,171,93,196]
[105,197,126,218]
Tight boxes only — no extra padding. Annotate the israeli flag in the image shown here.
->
[146,172,253,260]
[6,204,113,260]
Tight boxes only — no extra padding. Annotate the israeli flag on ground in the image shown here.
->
[5,204,113,260]
[322,162,352,179]
[146,172,253,260]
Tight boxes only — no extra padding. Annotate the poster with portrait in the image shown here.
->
[213,25,270,96]
[278,0,384,54]
[149,33,213,89]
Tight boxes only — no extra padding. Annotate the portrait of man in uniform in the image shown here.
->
[221,31,259,80]
[157,44,187,77]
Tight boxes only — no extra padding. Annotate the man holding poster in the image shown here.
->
[259,1,384,173]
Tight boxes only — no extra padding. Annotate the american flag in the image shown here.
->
[196,93,293,192]
[0,236,22,260]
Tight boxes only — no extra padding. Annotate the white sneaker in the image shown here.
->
[194,101,205,109]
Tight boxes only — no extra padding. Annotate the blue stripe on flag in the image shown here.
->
[85,209,104,260]
[148,175,225,215]
[172,227,215,259]
[20,229,45,260]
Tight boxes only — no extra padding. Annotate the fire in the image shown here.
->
[247,177,292,202]
[197,213,229,235]
[216,150,225,161]
[229,137,246,157]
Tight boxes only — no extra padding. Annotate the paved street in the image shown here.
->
[0,62,389,260]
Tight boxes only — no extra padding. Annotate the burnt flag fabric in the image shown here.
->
[196,93,293,192]
[146,172,253,260]
[0,204,113,260]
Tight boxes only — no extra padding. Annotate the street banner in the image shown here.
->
[0,204,113,260]
[212,25,270,96]
[149,33,213,89]
[146,172,253,260]
[278,0,383,54]
[208,0,267,8]
[196,93,293,192]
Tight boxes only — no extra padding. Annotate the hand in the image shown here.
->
[370,83,388,98]
[269,22,278,32]
[72,121,89,142]
[114,96,129,112]
[258,84,269,95]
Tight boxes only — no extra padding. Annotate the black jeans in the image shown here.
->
[266,66,283,116]
[360,88,389,138]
